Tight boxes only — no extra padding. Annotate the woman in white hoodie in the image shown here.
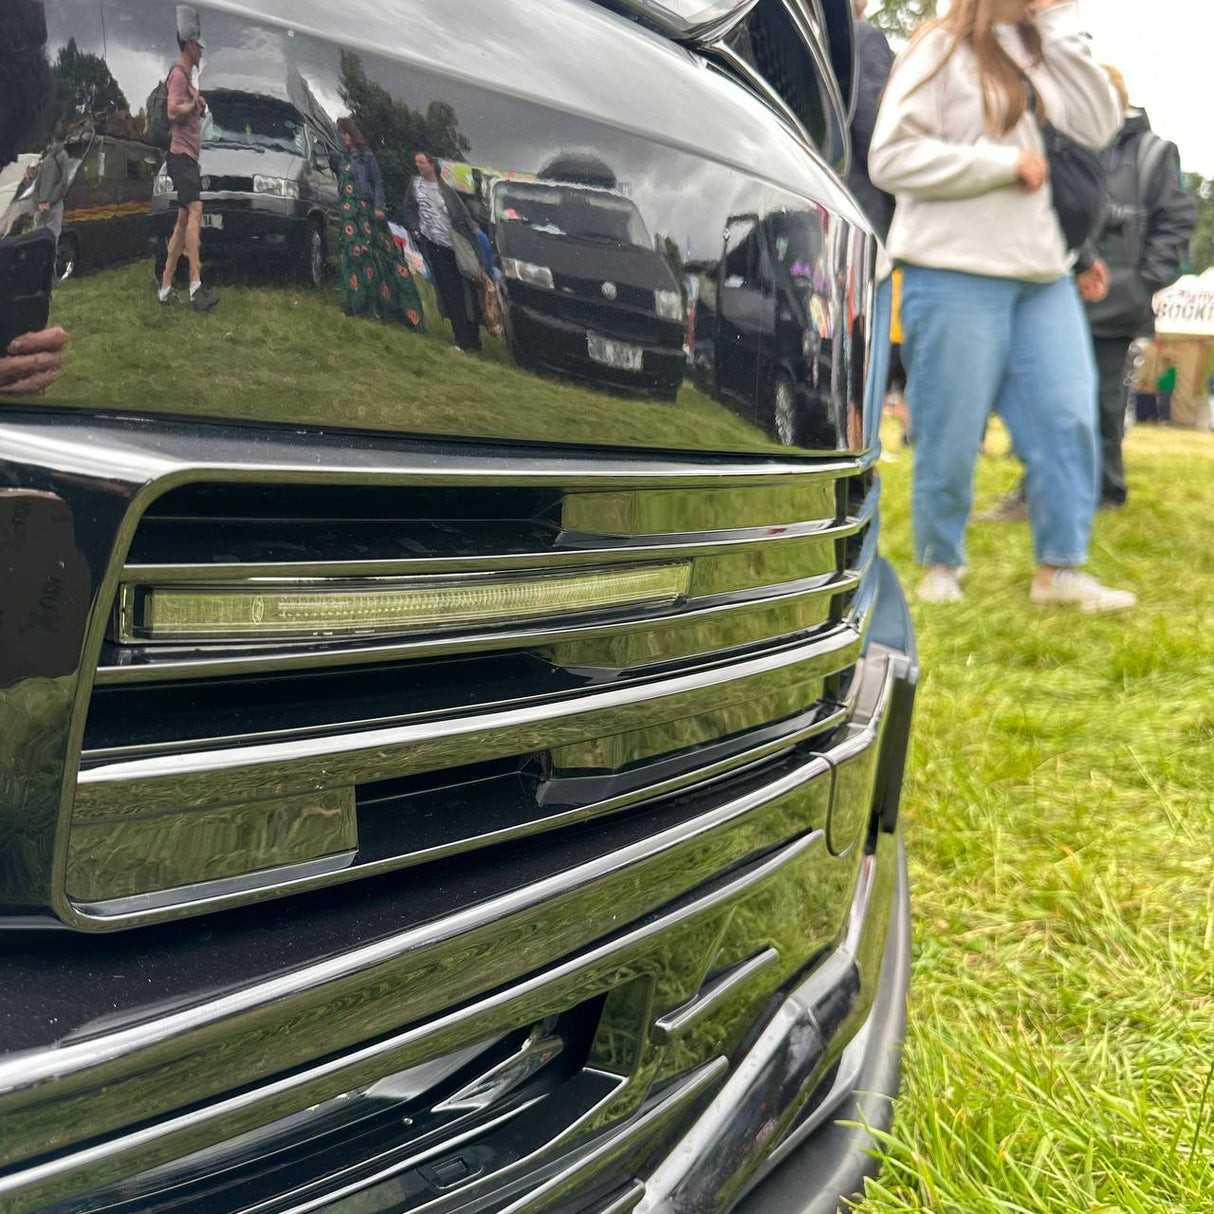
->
[870,0,1135,611]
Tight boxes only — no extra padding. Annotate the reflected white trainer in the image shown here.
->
[1030,569,1137,613]
[917,568,963,604]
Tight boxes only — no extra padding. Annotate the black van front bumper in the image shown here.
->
[0,558,915,1214]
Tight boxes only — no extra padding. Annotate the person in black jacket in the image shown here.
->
[404,152,483,352]
[846,0,895,244]
[1084,66,1195,506]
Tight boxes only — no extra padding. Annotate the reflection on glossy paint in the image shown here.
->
[0,0,879,455]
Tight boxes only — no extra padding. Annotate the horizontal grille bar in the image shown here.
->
[76,624,865,818]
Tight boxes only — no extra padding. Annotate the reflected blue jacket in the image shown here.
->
[350,152,385,212]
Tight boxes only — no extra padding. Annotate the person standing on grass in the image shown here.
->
[1081,66,1193,503]
[869,0,1136,613]
[1155,362,1177,423]
[333,118,425,330]
[31,130,70,247]
[156,6,218,313]
[404,152,483,353]
[848,0,896,244]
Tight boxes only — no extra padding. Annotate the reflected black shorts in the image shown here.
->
[167,152,202,208]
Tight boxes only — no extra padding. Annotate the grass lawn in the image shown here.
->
[46,261,766,451]
[854,421,1214,1213]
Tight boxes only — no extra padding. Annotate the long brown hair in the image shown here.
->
[907,0,1044,135]
[336,117,367,154]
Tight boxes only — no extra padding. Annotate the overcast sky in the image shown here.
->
[873,0,1213,178]
[1079,0,1212,177]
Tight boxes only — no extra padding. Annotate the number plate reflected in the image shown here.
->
[201,213,224,230]
[588,333,643,372]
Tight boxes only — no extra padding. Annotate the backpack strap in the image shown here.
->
[1136,132,1172,209]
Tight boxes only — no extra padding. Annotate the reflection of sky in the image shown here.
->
[38,0,868,252]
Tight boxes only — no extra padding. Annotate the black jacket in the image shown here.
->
[403,174,477,252]
[846,19,896,244]
[1085,111,1196,339]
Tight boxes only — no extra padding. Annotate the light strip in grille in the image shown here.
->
[118,564,692,643]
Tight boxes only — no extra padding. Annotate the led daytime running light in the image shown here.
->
[125,564,691,642]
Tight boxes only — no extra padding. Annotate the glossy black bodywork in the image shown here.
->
[0,1,914,1211]
[0,0,879,455]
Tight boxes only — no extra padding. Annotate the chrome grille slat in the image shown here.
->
[120,511,872,583]
[59,446,881,927]
[94,566,857,685]
[75,623,867,817]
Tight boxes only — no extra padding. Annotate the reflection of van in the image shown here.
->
[4,129,159,279]
[492,179,685,399]
[691,210,836,445]
[149,82,341,288]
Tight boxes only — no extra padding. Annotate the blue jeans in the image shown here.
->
[899,266,1098,569]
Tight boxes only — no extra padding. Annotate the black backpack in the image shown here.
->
[1024,76,1106,252]
[145,64,187,149]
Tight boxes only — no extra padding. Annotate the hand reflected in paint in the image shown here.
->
[0,327,68,397]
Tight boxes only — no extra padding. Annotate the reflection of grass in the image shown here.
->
[47,262,765,450]
[855,421,1214,1213]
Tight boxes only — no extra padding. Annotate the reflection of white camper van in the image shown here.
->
[148,77,342,288]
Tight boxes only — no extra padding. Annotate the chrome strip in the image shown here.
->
[76,625,866,818]
[121,511,873,584]
[74,705,848,922]
[0,420,863,489]
[494,1063,726,1214]
[591,1182,647,1214]
[93,569,860,685]
[0,835,814,1210]
[652,948,781,1042]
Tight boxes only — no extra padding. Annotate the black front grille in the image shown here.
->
[66,459,878,926]
[203,174,255,193]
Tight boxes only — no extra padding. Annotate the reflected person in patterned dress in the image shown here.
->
[334,117,424,330]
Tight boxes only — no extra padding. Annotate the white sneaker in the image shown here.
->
[1030,569,1137,613]
[917,568,963,604]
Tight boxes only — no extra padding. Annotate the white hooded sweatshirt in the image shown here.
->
[869,2,1121,282]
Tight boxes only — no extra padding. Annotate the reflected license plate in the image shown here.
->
[201,213,224,230]
[587,333,643,372]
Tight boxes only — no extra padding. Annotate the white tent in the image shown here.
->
[1153,268,1214,337]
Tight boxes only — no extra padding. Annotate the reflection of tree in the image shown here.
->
[49,38,128,121]
[338,50,469,218]
[0,0,51,164]
[660,234,687,301]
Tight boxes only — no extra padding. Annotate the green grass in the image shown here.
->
[853,421,1214,1214]
[46,261,766,451]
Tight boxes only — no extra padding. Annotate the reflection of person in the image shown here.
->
[0,327,67,396]
[32,134,70,246]
[405,152,482,352]
[472,222,505,337]
[157,6,218,312]
[334,118,424,329]
[870,0,1135,613]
